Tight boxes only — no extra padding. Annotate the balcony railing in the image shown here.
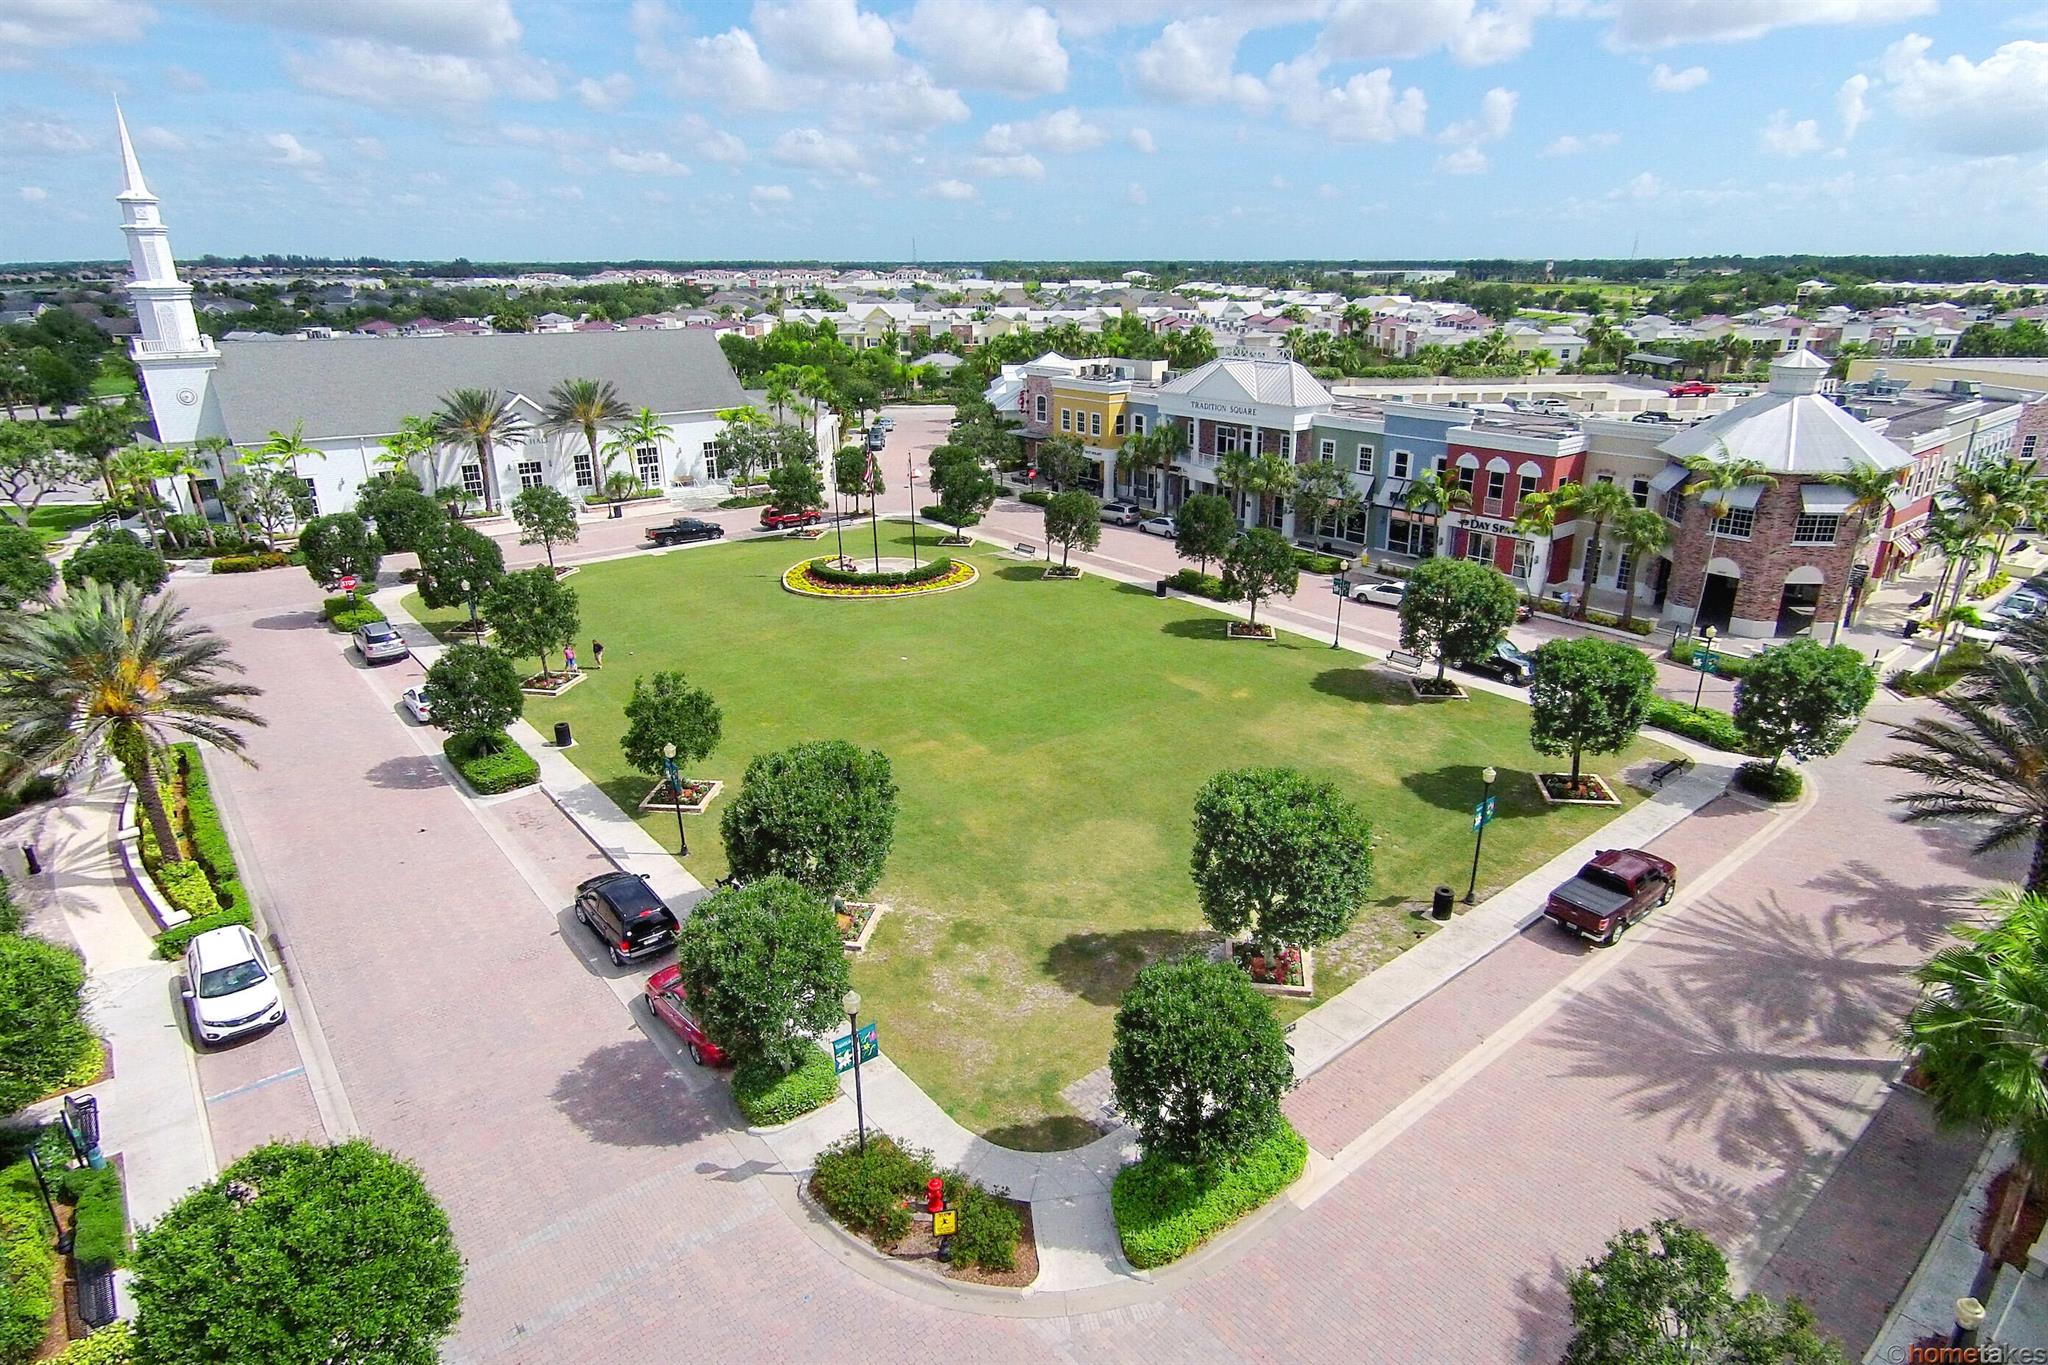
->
[130,337,218,356]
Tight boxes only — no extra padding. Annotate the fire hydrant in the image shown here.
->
[926,1177,945,1215]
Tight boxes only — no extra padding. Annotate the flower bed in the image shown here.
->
[837,900,883,952]
[637,779,722,814]
[519,670,586,697]
[782,557,978,600]
[1535,772,1622,806]
[1041,565,1082,580]
[145,745,257,958]
[808,1133,1033,1284]
[1230,942,1314,997]
[1226,622,1274,640]
[1409,676,1468,700]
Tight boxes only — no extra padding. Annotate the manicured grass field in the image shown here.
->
[27,502,103,546]
[409,526,1671,1148]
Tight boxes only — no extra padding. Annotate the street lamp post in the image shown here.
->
[1690,625,1718,713]
[1951,1296,1985,1350]
[460,577,478,634]
[843,989,867,1156]
[907,449,920,569]
[661,741,688,856]
[1465,765,1497,904]
[1329,575,1351,648]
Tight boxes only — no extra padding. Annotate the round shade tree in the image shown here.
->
[1220,526,1299,632]
[1398,556,1519,683]
[1173,493,1235,577]
[129,1138,463,1365]
[0,933,94,1115]
[765,449,825,514]
[415,522,503,617]
[421,643,523,747]
[1043,489,1101,570]
[0,520,54,611]
[674,875,849,1073]
[620,671,722,791]
[481,566,580,682]
[1529,636,1656,789]
[720,740,898,899]
[927,443,995,531]
[1109,954,1295,1167]
[1733,639,1876,772]
[297,511,383,597]
[1190,766,1374,955]
[61,532,167,596]
[355,482,446,556]
[508,485,580,572]
[1035,434,1089,491]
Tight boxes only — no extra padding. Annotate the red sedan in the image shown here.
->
[1667,381,1716,397]
[645,964,726,1065]
[760,506,823,530]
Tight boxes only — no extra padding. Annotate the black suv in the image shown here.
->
[574,872,680,966]
[644,517,725,547]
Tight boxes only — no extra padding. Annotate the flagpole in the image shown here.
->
[866,444,881,572]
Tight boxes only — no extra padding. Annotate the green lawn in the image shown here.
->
[407,528,1672,1148]
[27,502,103,546]
[89,354,138,398]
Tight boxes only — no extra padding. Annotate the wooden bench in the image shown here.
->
[1012,542,1038,558]
[1385,649,1424,672]
[1650,756,1693,788]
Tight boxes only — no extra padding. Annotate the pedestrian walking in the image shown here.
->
[563,644,578,673]
[591,640,605,670]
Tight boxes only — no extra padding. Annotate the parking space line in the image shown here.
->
[206,1065,306,1106]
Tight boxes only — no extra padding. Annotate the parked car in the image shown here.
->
[1994,591,2044,624]
[400,685,432,723]
[1667,381,1717,397]
[1510,397,1571,416]
[759,506,823,530]
[1351,579,1407,608]
[876,416,895,430]
[866,428,887,450]
[1137,515,1177,537]
[353,620,408,664]
[1630,411,1677,424]
[1100,500,1143,526]
[574,870,680,967]
[1461,639,1535,685]
[644,963,727,1066]
[1543,849,1677,945]
[645,517,725,547]
[182,924,285,1047]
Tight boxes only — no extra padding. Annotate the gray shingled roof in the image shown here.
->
[209,327,748,443]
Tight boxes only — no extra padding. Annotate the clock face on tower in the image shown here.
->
[176,388,198,406]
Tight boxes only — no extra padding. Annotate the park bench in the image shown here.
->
[1650,756,1693,788]
[1012,542,1038,558]
[1385,649,1424,671]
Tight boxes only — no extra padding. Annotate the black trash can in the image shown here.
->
[553,721,574,749]
[1155,579,1169,598]
[1432,885,1455,921]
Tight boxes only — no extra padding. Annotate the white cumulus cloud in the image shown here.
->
[925,177,976,200]
[678,114,747,164]
[1439,86,1516,145]
[1649,62,1709,92]
[574,72,634,111]
[1760,110,1824,155]
[1837,73,1871,140]
[1132,16,1268,106]
[1437,145,1489,174]
[1,0,155,50]
[192,0,522,54]
[1267,55,1428,143]
[898,0,1067,95]
[1879,33,2048,156]
[1128,126,1156,153]
[19,186,48,202]
[967,152,1046,180]
[671,28,783,110]
[1317,0,1545,67]
[749,183,794,205]
[981,106,1105,154]
[1609,0,1935,51]
[754,0,896,77]
[286,37,551,111]
[770,126,866,175]
[1541,131,1620,156]
[607,146,689,176]
[263,131,324,169]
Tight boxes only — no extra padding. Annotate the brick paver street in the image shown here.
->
[166,528,2010,1362]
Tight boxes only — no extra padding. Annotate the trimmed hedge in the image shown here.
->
[322,595,387,631]
[1165,568,1231,602]
[1018,489,1052,507]
[154,861,222,920]
[0,1181,55,1365]
[154,908,254,961]
[919,504,974,528]
[1642,696,1748,753]
[733,1049,839,1127]
[444,732,538,796]
[174,746,248,913]
[718,494,770,509]
[1292,550,1348,574]
[50,1322,133,1364]
[806,556,955,589]
[1965,571,2012,601]
[809,1132,1021,1271]
[59,1165,128,1271]
[0,872,16,936]
[1736,760,1803,803]
[1669,635,1752,678]
[1531,597,1657,636]
[210,552,290,573]
[1890,642,1988,696]
[1112,1120,1308,1269]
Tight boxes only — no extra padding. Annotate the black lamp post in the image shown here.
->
[1329,574,1351,648]
[460,577,479,634]
[662,741,688,856]
[907,449,920,569]
[1951,1296,1985,1350]
[1465,765,1498,904]
[1690,625,1718,713]
[843,988,867,1156]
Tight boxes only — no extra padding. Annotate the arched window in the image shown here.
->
[1035,394,1048,422]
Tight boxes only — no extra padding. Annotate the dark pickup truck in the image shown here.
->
[644,517,725,547]
[1542,848,1677,945]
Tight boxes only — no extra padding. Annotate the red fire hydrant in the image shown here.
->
[926,1177,945,1215]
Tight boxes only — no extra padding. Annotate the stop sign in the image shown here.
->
[339,574,358,593]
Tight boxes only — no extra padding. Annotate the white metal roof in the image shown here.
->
[1656,349,1911,476]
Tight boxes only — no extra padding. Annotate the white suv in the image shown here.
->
[182,925,285,1046]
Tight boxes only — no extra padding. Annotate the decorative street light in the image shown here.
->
[459,577,479,633]
[842,988,868,1156]
[1464,765,1498,904]
[1690,625,1718,714]
[1951,1296,1985,1349]
[661,741,688,856]
[1329,574,1352,648]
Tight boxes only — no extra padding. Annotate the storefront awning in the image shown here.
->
[1648,465,1689,496]
[1800,484,1857,514]
[1375,477,1412,508]
[1699,483,1765,512]
[1890,523,1925,558]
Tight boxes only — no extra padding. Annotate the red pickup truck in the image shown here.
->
[1542,848,1677,945]
[760,506,823,530]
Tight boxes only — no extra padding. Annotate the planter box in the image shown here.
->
[113,785,187,931]
[1227,622,1276,640]
[520,670,588,698]
[838,901,884,952]
[443,623,495,644]
[1408,677,1469,700]
[783,527,826,540]
[551,565,581,580]
[637,778,723,815]
[1041,567,1082,581]
[1534,772,1622,806]
[1231,941,1314,997]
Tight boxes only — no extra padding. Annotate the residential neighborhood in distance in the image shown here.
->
[4,3,2048,1363]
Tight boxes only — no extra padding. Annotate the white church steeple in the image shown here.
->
[115,102,217,445]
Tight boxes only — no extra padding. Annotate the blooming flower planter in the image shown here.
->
[1231,941,1315,997]
[837,901,884,952]
[781,559,979,600]
[1534,772,1621,806]
[638,779,723,815]
[520,670,587,698]
[1408,677,1469,701]
[1041,566,1082,581]
[1227,622,1276,640]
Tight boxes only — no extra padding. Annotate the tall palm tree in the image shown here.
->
[1901,888,2048,1303]
[1821,462,1906,628]
[1950,458,2033,580]
[604,408,674,489]
[374,415,438,484]
[1553,478,1637,617]
[763,365,800,425]
[1243,452,1298,530]
[433,389,530,513]
[1608,506,1672,629]
[1679,447,1775,632]
[795,366,835,443]
[0,581,263,858]
[1216,448,1258,525]
[1514,486,1568,597]
[543,379,628,491]
[1401,468,1471,561]
[1116,426,1167,509]
[1928,517,1991,672]
[67,399,142,502]
[168,445,216,548]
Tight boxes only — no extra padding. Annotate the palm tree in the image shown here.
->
[763,365,800,425]
[1679,447,1775,632]
[1514,486,1569,598]
[1401,468,1471,561]
[796,366,835,443]
[1116,427,1167,510]
[433,389,530,513]
[1293,461,1364,550]
[67,399,141,502]
[1217,448,1258,526]
[542,379,627,491]
[1244,452,1298,531]
[1821,462,1906,628]
[374,415,438,484]
[1928,517,1991,671]
[0,581,263,858]
[1951,458,2034,580]
[169,444,216,547]
[1553,479,1637,617]
[1608,506,1672,629]
[604,408,673,490]
[1901,888,2048,1303]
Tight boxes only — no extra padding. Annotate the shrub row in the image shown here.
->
[806,556,955,589]
[1668,635,1752,678]
[1736,760,1803,803]
[0,775,62,824]
[49,1323,132,1364]
[1642,697,1748,753]
[323,594,386,625]
[1292,549,1349,574]
[809,1133,1020,1271]
[1018,489,1052,507]
[718,494,771,509]
[154,861,222,920]
[1965,571,2012,601]
[154,908,254,961]
[1165,568,1231,602]
[0,1183,55,1365]
[1890,641,1988,696]
[1112,1120,1308,1269]
[444,732,539,796]
[210,552,291,573]
[732,1049,839,1127]
[1530,597,1656,636]
[58,1166,127,1272]
[174,745,248,914]
[919,503,973,528]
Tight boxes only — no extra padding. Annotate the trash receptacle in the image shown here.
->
[553,721,574,748]
[1432,885,1455,921]
[1155,579,1169,598]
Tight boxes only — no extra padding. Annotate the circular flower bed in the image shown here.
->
[782,556,978,600]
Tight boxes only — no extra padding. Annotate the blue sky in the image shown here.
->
[4,0,2047,264]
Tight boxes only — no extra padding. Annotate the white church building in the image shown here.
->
[114,107,754,521]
